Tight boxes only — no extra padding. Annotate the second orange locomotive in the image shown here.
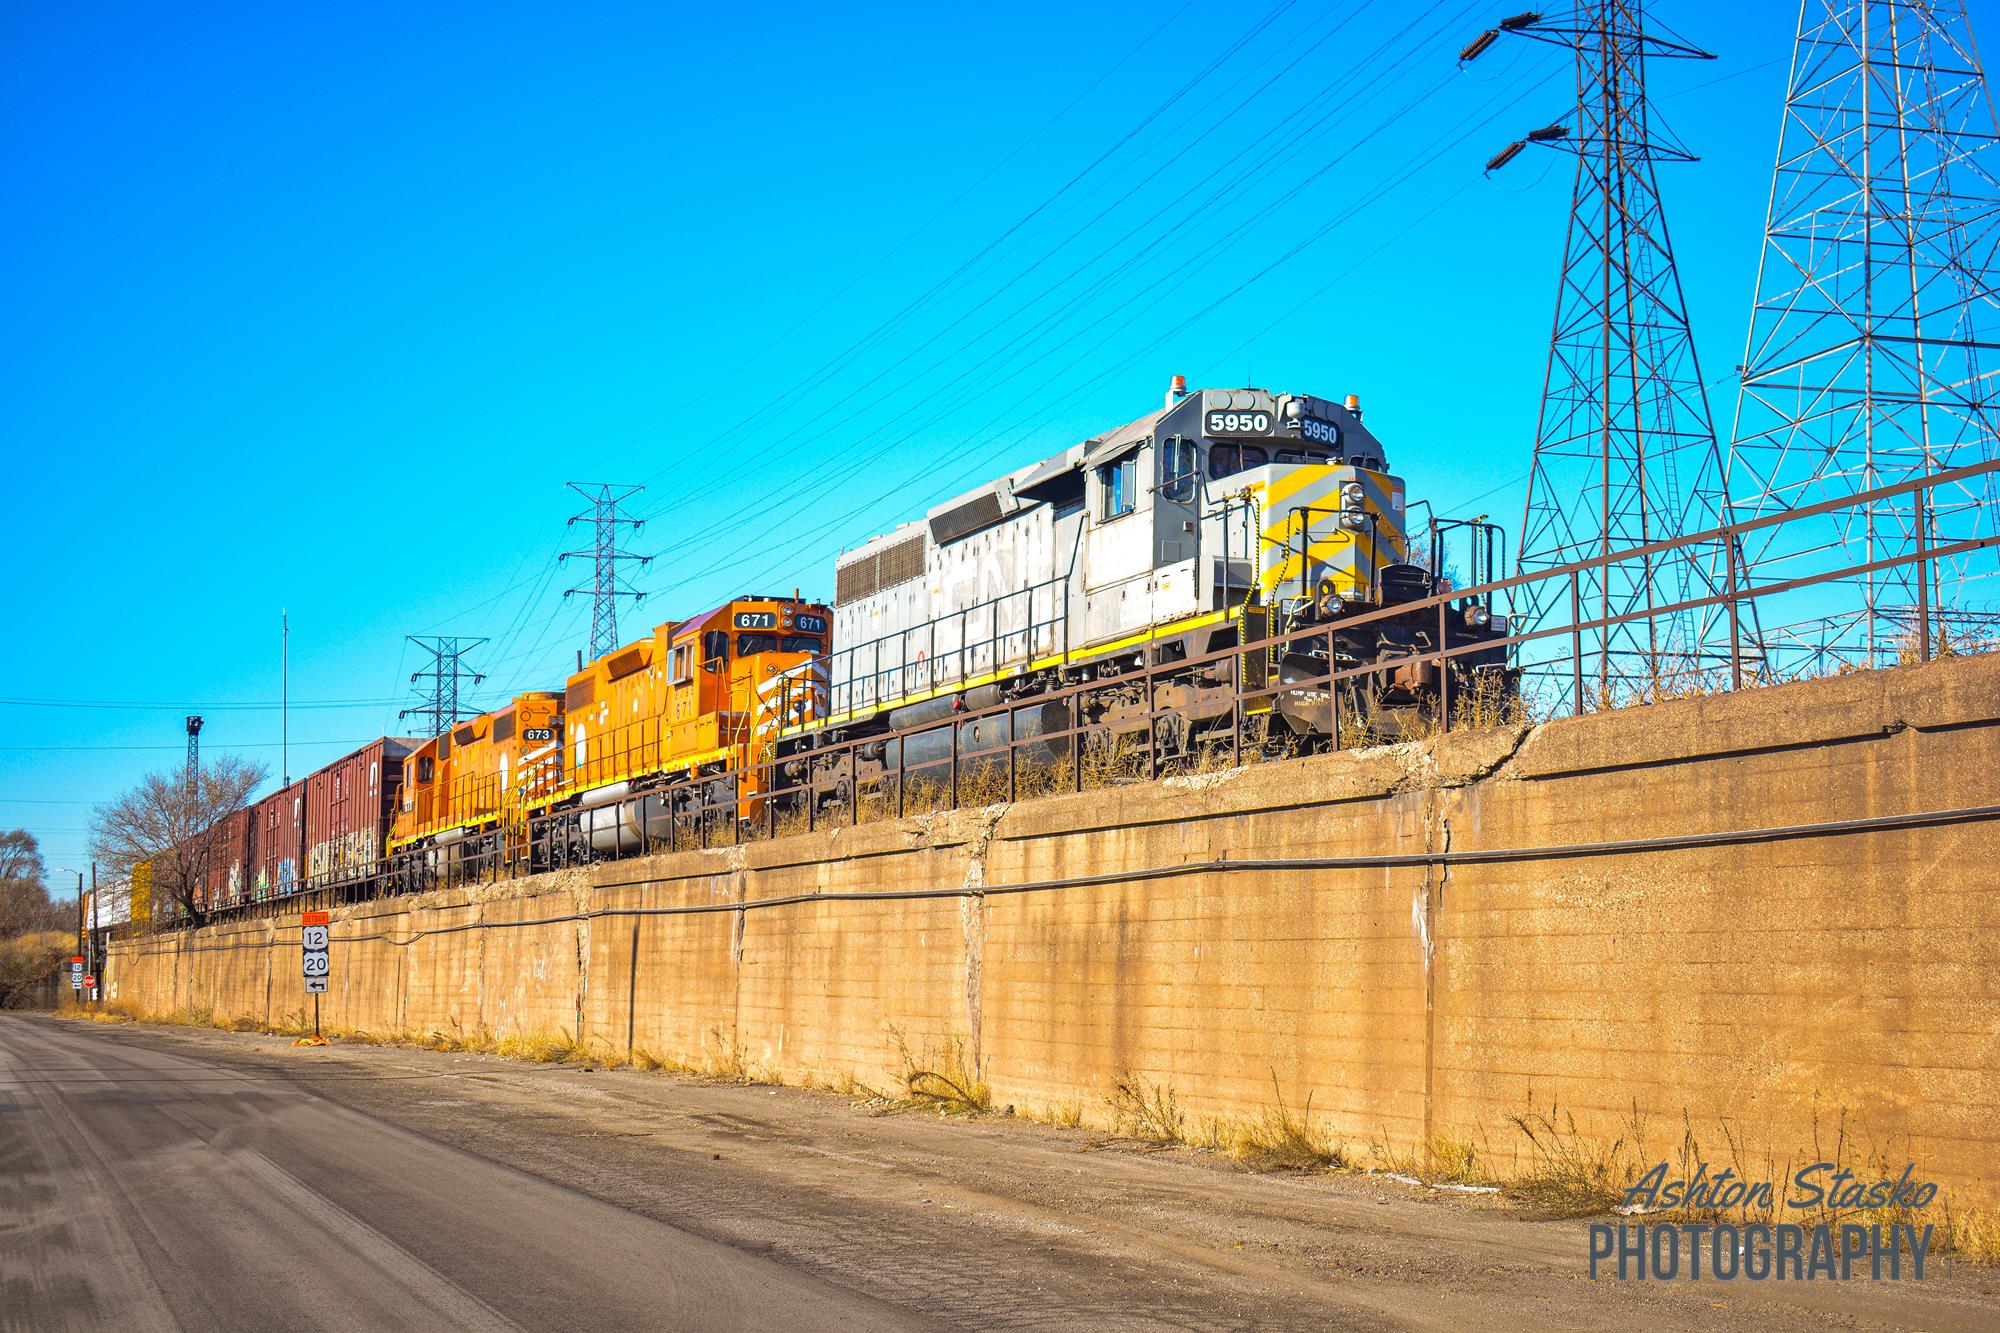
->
[388,594,827,875]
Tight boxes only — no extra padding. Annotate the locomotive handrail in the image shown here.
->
[782,572,1072,728]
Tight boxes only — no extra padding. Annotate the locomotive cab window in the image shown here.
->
[1210,443,1268,478]
[1273,447,1333,466]
[1159,437,1199,503]
[417,756,434,784]
[670,643,693,684]
[1098,451,1137,519]
[703,630,728,669]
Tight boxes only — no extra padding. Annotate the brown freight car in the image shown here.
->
[249,781,305,900]
[305,737,419,887]
[194,805,253,914]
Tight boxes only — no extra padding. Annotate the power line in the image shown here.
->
[642,54,1556,606]
[577,0,1209,480]
[634,3,1478,575]
[0,739,376,752]
[620,0,1316,524]
[0,696,400,711]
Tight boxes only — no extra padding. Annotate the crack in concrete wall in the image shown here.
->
[958,803,1010,1075]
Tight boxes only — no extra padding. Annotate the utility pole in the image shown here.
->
[1469,1,1733,712]
[282,610,289,788]
[89,864,98,1004]
[561,483,652,662]
[1724,0,2000,675]
[400,637,488,736]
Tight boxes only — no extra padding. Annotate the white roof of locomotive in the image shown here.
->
[836,405,1168,566]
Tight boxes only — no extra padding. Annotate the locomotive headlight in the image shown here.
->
[1340,481,1366,508]
[1340,511,1367,531]
[1464,604,1492,628]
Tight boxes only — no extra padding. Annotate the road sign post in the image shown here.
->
[296,911,331,1046]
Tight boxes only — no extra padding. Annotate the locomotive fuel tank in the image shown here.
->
[875,696,1074,776]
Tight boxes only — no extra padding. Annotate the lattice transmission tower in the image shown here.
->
[562,482,651,661]
[400,636,487,736]
[1725,0,2000,674]
[1471,2,1734,710]
[184,714,202,800]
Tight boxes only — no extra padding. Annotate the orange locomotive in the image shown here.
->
[386,595,827,875]
[389,691,563,877]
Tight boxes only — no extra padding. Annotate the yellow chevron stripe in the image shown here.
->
[1258,530,1388,599]
[1262,463,1337,512]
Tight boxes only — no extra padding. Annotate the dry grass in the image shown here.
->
[1370,1131,1491,1186]
[1099,1071,1352,1171]
[1506,1093,1648,1216]
[1080,730,1144,787]
[1106,1073,1187,1144]
[67,1000,141,1024]
[1896,619,1995,665]
[1045,1098,1085,1129]
[1451,668,1524,730]
[1337,699,1381,749]
[1234,1077,1347,1171]
[493,1029,586,1063]
[890,1028,990,1115]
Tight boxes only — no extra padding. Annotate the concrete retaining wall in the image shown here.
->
[107,653,2000,1207]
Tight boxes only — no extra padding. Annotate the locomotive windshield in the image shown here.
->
[739,633,821,655]
[1210,443,1266,477]
[1209,442,1336,477]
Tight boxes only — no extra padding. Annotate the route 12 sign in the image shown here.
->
[301,910,331,995]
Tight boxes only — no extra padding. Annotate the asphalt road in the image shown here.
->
[0,1015,924,1332]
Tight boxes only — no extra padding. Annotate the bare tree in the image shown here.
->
[0,829,70,1007]
[90,756,268,928]
[0,829,67,939]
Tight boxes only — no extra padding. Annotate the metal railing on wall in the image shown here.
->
[175,458,1999,922]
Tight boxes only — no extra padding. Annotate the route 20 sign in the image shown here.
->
[301,910,331,995]
[69,956,84,990]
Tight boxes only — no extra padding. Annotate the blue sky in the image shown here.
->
[1,0,1806,887]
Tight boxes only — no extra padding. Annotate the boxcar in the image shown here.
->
[195,805,253,914]
[306,737,418,887]
[249,781,305,901]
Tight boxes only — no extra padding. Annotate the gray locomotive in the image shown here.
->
[774,378,1514,786]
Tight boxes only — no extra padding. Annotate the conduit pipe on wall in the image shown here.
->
[121,801,2000,957]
